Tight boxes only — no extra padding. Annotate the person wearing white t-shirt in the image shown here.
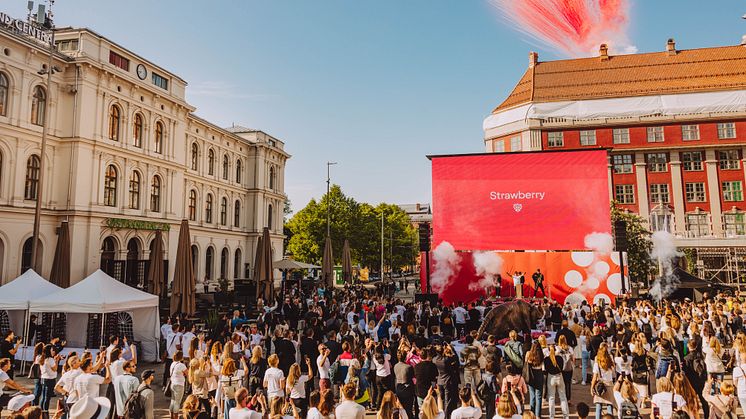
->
[450,387,482,419]
[286,358,313,417]
[317,344,331,392]
[229,387,266,419]
[732,353,746,415]
[263,354,286,399]
[335,382,364,419]
[37,344,61,411]
[168,351,188,419]
[73,355,110,400]
[0,358,32,407]
[650,377,686,419]
[54,355,82,406]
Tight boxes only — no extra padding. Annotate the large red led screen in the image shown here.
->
[431,150,611,250]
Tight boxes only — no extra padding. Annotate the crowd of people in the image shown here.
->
[2,284,746,419]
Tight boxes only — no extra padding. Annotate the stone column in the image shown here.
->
[635,153,650,221]
[669,159,686,235]
[705,149,724,236]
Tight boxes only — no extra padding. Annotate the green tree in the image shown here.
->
[285,185,417,273]
[611,202,654,285]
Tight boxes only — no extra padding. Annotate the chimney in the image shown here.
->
[528,51,538,68]
[599,44,609,61]
[666,38,677,55]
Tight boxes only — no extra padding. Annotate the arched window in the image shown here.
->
[150,176,161,212]
[205,246,214,280]
[24,155,40,200]
[188,190,197,221]
[190,143,198,171]
[108,105,121,141]
[220,197,227,226]
[154,121,164,154]
[234,249,242,279]
[236,160,242,183]
[234,200,241,227]
[31,86,46,126]
[220,247,229,279]
[205,194,213,224]
[128,171,141,209]
[190,245,198,278]
[133,114,143,147]
[125,238,140,287]
[267,204,273,230]
[100,236,117,272]
[0,72,8,116]
[207,149,215,175]
[269,166,275,190]
[103,165,117,206]
[21,237,42,273]
[222,155,229,180]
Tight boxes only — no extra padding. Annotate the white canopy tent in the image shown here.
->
[0,270,62,336]
[29,270,161,361]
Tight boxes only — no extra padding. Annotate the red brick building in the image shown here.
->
[484,40,746,283]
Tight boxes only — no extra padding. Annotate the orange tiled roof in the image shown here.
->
[493,45,746,113]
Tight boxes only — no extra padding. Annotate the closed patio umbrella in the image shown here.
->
[255,227,274,302]
[253,236,263,283]
[322,236,334,289]
[49,220,71,288]
[170,220,195,315]
[146,230,164,297]
[342,239,352,284]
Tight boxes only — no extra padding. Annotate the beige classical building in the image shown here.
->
[0,20,289,290]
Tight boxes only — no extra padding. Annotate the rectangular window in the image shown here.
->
[615,185,635,204]
[56,39,79,52]
[152,72,169,90]
[681,125,700,141]
[647,127,664,142]
[719,150,741,170]
[612,154,633,174]
[682,151,703,171]
[613,128,630,144]
[579,130,596,146]
[685,182,706,202]
[724,213,746,236]
[510,136,522,152]
[717,122,736,139]
[685,213,710,237]
[649,184,670,204]
[722,181,743,201]
[547,132,563,148]
[108,51,130,71]
[646,153,668,172]
[493,140,505,153]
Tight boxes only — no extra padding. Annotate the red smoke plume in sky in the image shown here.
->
[491,0,636,57]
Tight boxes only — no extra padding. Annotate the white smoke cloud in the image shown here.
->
[470,251,504,293]
[431,241,461,294]
[584,232,614,255]
[649,231,682,302]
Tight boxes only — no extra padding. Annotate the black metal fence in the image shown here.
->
[100,259,168,291]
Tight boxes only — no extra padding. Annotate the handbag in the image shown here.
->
[593,380,607,397]
[28,363,41,380]
[163,379,172,398]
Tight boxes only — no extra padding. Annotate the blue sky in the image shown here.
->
[6,1,746,212]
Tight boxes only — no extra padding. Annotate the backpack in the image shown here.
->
[619,400,641,419]
[123,388,145,419]
[221,375,240,399]
[504,343,523,370]
[691,355,707,381]
[656,355,678,379]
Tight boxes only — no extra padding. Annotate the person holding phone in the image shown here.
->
[650,377,686,419]
[703,377,738,418]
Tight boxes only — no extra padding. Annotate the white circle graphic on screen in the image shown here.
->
[607,273,622,295]
[571,251,594,267]
[593,261,610,276]
[585,277,600,289]
[564,270,583,288]
[565,292,587,306]
[611,252,620,265]
[593,293,612,305]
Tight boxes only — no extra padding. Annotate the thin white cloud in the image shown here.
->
[187,80,278,100]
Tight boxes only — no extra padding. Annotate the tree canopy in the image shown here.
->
[285,185,417,273]
[611,202,653,285]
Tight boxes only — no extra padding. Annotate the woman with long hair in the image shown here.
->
[612,375,640,419]
[268,396,300,419]
[377,391,407,419]
[494,393,521,419]
[651,377,687,419]
[703,336,726,382]
[188,357,212,414]
[181,394,209,419]
[555,335,574,400]
[169,351,189,419]
[501,364,527,415]
[629,333,652,409]
[524,341,545,418]
[578,327,592,385]
[286,358,313,418]
[543,344,569,419]
[218,357,247,419]
[672,372,701,419]
[247,345,267,395]
[317,389,335,419]
[31,341,44,404]
[37,344,59,413]
[419,386,444,419]
[590,342,616,418]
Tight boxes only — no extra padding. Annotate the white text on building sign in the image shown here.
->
[0,12,52,45]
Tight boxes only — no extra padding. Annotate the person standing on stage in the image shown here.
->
[511,272,522,299]
[494,273,502,298]
[532,269,545,298]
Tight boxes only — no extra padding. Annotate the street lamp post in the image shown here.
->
[30,3,57,272]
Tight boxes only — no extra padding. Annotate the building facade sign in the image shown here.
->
[0,12,52,44]
[105,218,171,231]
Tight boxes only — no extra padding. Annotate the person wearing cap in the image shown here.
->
[0,358,32,409]
[69,395,111,419]
[7,393,35,414]
[136,370,156,419]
